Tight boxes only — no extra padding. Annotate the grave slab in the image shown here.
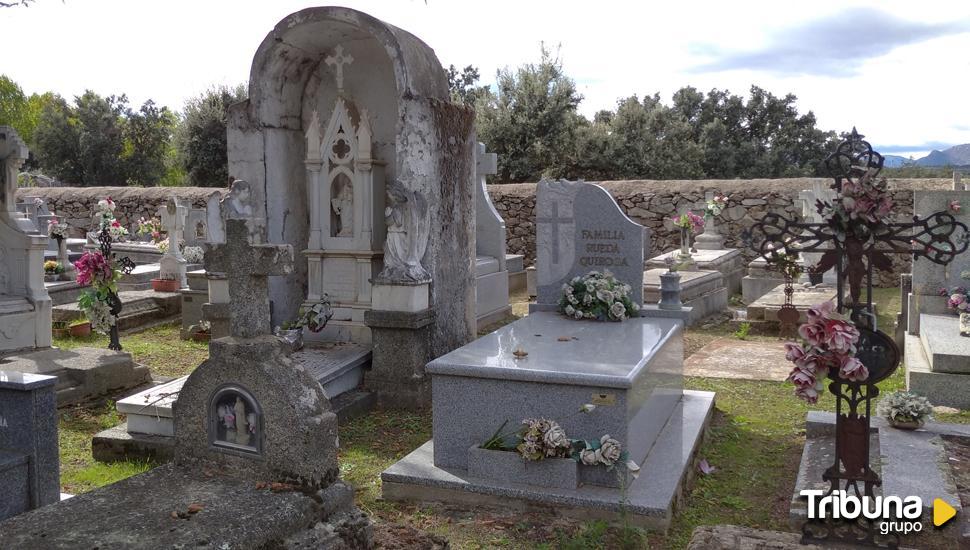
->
[0,464,370,549]
[382,390,714,531]
[906,332,970,409]
[918,314,970,374]
[644,268,727,325]
[426,311,683,472]
[0,347,150,406]
[745,283,837,323]
[647,248,744,296]
[684,338,790,381]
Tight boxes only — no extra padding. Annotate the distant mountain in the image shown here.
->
[915,144,970,167]
[883,155,912,168]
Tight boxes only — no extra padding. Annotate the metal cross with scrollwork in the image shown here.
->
[745,129,969,547]
[97,227,135,351]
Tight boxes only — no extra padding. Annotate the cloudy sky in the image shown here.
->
[3,0,968,159]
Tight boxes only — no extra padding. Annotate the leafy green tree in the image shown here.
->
[445,64,488,106]
[122,100,176,186]
[175,84,247,187]
[33,94,83,182]
[73,91,128,185]
[476,47,585,183]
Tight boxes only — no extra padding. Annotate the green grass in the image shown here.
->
[54,322,208,378]
[56,286,938,548]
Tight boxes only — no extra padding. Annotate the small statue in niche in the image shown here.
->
[331,180,353,237]
[378,179,431,283]
[224,180,254,220]
[234,396,248,445]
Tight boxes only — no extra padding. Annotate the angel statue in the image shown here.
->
[377,179,431,283]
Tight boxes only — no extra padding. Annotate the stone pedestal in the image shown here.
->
[364,282,434,409]
[658,271,683,310]
[694,215,725,250]
[0,371,59,521]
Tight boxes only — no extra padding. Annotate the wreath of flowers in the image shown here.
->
[559,270,639,321]
[705,193,728,217]
[482,404,640,476]
[672,211,705,233]
[136,216,163,243]
[819,171,893,243]
[940,286,970,313]
[74,251,123,334]
[95,197,128,241]
[784,301,866,404]
[47,217,69,240]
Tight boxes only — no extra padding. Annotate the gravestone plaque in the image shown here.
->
[536,179,648,308]
[912,190,970,295]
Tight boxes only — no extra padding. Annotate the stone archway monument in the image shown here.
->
[228,7,477,407]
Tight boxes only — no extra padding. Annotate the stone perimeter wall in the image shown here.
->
[17,179,956,288]
[488,178,955,288]
[15,186,228,238]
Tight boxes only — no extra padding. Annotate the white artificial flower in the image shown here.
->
[565,305,575,315]
[596,289,614,303]
[598,436,622,466]
[580,404,596,413]
[574,310,583,320]
[585,282,596,293]
[610,302,626,319]
[625,459,641,478]
[583,294,592,305]
[579,448,599,466]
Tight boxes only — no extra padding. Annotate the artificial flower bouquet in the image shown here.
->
[784,301,867,403]
[559,270,639,321]
[481,404,640,476]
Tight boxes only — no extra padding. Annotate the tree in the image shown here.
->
[475,47,585,182]
[73,91,127,185]
[122,100,176,186]
[175,84,247,187]
[33,94,82,182]
[445,64,488,106]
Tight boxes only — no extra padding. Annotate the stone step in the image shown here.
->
[52,290,182,332]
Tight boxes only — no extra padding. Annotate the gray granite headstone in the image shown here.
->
[535,179,647,308]
[912,191,970,296]
[0,371,59,521]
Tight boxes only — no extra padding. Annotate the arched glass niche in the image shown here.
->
[207,384,262,455]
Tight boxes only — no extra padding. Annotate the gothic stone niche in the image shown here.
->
[304,81,386,344]
[208,384,262,456]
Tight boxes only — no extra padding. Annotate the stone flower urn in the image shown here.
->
[889,417,925,430]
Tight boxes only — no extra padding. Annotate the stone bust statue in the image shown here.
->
[225,180,254,220]
[377,179,431,283]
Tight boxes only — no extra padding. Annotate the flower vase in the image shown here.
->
[678,227,690,257]
[889,417,924,430]
[961,312,970,337]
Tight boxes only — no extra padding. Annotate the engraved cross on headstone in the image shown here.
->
[204,219,295,338]
[326,45,354,94]
[536,201,573,264]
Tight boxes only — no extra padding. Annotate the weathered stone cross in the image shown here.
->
[204,218,295,338]
[326,45,354,93]
[476,142,497,182]
[158,197,187,259]
[536,201,573,264]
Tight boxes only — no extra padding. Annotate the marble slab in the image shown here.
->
[536,180,646,308]
[428,312,683,472]
[919,314,970,374]
[117,376,186,436]
[912,191,970,297]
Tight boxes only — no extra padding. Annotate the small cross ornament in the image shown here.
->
[326,45,354,94]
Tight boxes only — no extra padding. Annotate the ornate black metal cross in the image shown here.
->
[97,227,135,351]
[746,129,969,547]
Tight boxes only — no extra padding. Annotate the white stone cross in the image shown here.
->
[158,198,187,259]
[476,143,497,181]
[326,45,354,93]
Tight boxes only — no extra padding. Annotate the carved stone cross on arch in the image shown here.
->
[326,45,354,94]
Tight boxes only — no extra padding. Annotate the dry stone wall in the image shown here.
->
[15,186,227,238]
[487,178,955,288]
[17,178,955,288]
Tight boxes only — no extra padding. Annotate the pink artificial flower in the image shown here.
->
[839,355,868,382]
[951,199,961,213]
[795,386,820,404]
[823,319,860,353]
[876,196,893,218]
[806,301,835,323]
[784,342,805,363]
[798,321,826,347]
[788,365,816,390]
[74,251,113,287]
